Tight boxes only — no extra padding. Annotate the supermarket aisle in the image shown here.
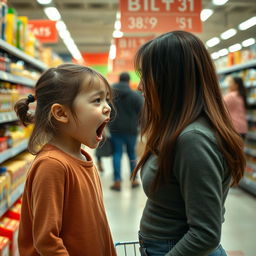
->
[94,153,256,256]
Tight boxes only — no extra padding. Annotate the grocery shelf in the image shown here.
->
[239,176,256,196]
[0,39,47,72]
[0,70,35,87]
[217,59,256,75]
[0,139,28,164]
[246,131,256,140]
[0,183,24,218]
[0,112,17,124]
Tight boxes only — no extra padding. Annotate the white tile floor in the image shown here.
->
[89,149,256,256]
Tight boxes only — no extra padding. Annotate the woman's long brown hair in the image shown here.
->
[132,31,245,189]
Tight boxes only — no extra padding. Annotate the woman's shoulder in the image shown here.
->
[179,117,216,143]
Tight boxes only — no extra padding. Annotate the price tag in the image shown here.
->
[120,0,202,33]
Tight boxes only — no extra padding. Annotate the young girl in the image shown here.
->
[132,31,245,256]
[15,64,117,256]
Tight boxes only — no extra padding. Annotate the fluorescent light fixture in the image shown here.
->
[56,20,66,31]
[242,38,256,47]
[211,52,219,60]
[218,48,229,56]
[116,11,120,20]
[37,0,52,4]
[220,28,237,40]
[206,37,220,47]
[44,7,61,21]
[114,20,121,30]
[238,16,256,30]
[113,30,123,38]
[229,43,242,52]
[200,9,213,22]
[212,0,229,5]
[59,29,71,39]
[109,44,116,60]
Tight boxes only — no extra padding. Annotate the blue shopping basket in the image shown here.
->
[115,241,140,256]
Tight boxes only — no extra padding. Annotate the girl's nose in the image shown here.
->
[103,104,111,114]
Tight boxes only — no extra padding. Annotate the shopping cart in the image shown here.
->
[115,241,140,256]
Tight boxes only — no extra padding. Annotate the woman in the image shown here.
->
[132,31,245,256]
[224,76,248,139]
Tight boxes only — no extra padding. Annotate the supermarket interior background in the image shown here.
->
[0,0,256,255]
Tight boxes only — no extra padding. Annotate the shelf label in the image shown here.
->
[120,0,202,33]
[28,20,58,43]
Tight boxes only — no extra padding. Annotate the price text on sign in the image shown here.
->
[120,0,202,33]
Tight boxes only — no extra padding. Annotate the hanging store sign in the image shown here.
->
[28,20,57,43]
[113,36,154,72]
[120,0,202,33]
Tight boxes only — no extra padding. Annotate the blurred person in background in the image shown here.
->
[224,76,248,140]
[109,72,143,191]
[132,31,245,256]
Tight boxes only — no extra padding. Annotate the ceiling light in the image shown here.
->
[212,0,229,5]
[200,9,213,22]
[229,43,242,52]
[116,11,120,20]
[37,0,52,4]
[114,20,121,30]
[218,48,229,56]
[220,28,237,40]
[113,30,123,38]
[44,7,61,21]
[238,16,256,30]
[109,44,116,60]
[211,52,219,60]
[242,38,256,47]
[56,20,66,31]
[206,37,220,47]
[59,29,71,39]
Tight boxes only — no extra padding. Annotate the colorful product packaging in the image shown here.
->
[0,217,19,256]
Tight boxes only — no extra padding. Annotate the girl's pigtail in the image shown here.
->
[14,94,36,126]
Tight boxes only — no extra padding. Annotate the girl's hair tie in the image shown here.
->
[27,94,36,103]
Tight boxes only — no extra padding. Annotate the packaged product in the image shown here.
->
[0,235,9,256]
[5,202,21,221]
[0,217,19,256]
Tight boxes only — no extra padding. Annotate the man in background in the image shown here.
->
[109,72,143,191]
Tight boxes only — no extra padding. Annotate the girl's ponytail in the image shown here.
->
[14,94,36,126]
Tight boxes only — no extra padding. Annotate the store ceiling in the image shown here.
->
[7,0,256,59]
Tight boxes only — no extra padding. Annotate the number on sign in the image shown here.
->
[176,17,192,29]
[128,17,158,30]
[178,0,194,12]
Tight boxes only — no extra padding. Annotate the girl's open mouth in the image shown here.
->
[96,120,109,141]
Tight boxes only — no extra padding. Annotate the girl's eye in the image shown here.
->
[94,98,101,103]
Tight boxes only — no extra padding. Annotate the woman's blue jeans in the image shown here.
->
[139,232,227,256]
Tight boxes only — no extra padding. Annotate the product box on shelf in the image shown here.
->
[5,202,21,221]
[2,159,26,192]
[0,217,19,256]
[0,235,9,256]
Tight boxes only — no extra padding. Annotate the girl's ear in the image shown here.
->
[51,103,69,123]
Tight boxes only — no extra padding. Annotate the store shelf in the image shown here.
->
[0,70,35,87]
[0,139,28,164]
[217,59,256,75]
[246,131,256,140]
[0,183,24,218]
[239,176,256,196]
[0,112,17,124]
[244,147,256,157]
[0,39,47,72]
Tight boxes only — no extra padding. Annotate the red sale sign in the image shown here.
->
[28,20,58,43]
[113,36,154,72]
[120,0,202,33]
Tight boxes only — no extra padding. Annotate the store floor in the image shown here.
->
[93,153,256,256]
